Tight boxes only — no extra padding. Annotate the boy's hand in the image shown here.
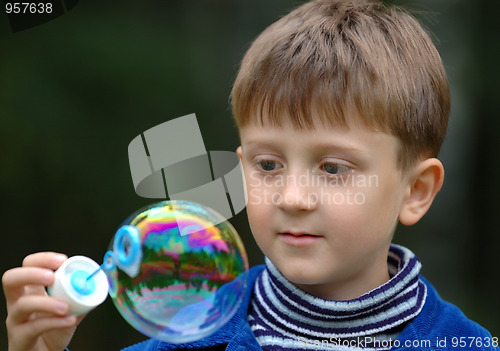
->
[2,252,84,351]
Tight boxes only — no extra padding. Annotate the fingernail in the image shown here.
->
[55,254,67,262]
[63,315,76,325]
[42,271,54,284]
[56,301,69,314]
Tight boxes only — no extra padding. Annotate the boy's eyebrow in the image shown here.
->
[312,141,367,155]
[243,139,367,155]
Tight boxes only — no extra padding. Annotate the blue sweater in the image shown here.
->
[122,264,498,351]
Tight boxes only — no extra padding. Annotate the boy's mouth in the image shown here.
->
[277,232,323,246]
[279,232,319,237]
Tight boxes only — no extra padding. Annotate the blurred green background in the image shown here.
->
[0,0,498,349]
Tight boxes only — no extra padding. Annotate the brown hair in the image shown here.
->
[231,0,450,170]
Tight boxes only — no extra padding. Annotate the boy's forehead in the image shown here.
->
[238,108,384,140]
[238,120,399,155]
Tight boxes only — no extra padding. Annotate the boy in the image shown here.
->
[3,0,498,350]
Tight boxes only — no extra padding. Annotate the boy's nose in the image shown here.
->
[276,175,318,212]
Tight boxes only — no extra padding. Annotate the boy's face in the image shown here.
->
[237,120,412,300]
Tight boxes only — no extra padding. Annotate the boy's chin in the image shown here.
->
[277,263,328,287]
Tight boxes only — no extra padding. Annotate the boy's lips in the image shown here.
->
[277,231,323,246]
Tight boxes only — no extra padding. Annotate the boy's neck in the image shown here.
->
[294,245,392,301]
[296,268,391,301]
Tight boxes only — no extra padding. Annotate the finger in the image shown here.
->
[10,315,77,350]
[2,267,54,303]
[27,315,77,341]
[8,295,70,324]
[22,252,67,270]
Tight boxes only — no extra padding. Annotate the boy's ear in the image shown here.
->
[399,158,444,226]
[236,146,242,160]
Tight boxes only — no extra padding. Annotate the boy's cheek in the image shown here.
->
[247,187,265,206]
[247,186,280,207]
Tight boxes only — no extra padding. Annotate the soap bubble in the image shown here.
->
[105,200,249,344]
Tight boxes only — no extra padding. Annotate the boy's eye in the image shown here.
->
[258,160,282,172]
[321,162,351,175]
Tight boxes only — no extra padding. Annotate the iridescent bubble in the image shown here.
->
[105,200,249,344]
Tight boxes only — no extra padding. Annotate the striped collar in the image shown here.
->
[248,244,427,350]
